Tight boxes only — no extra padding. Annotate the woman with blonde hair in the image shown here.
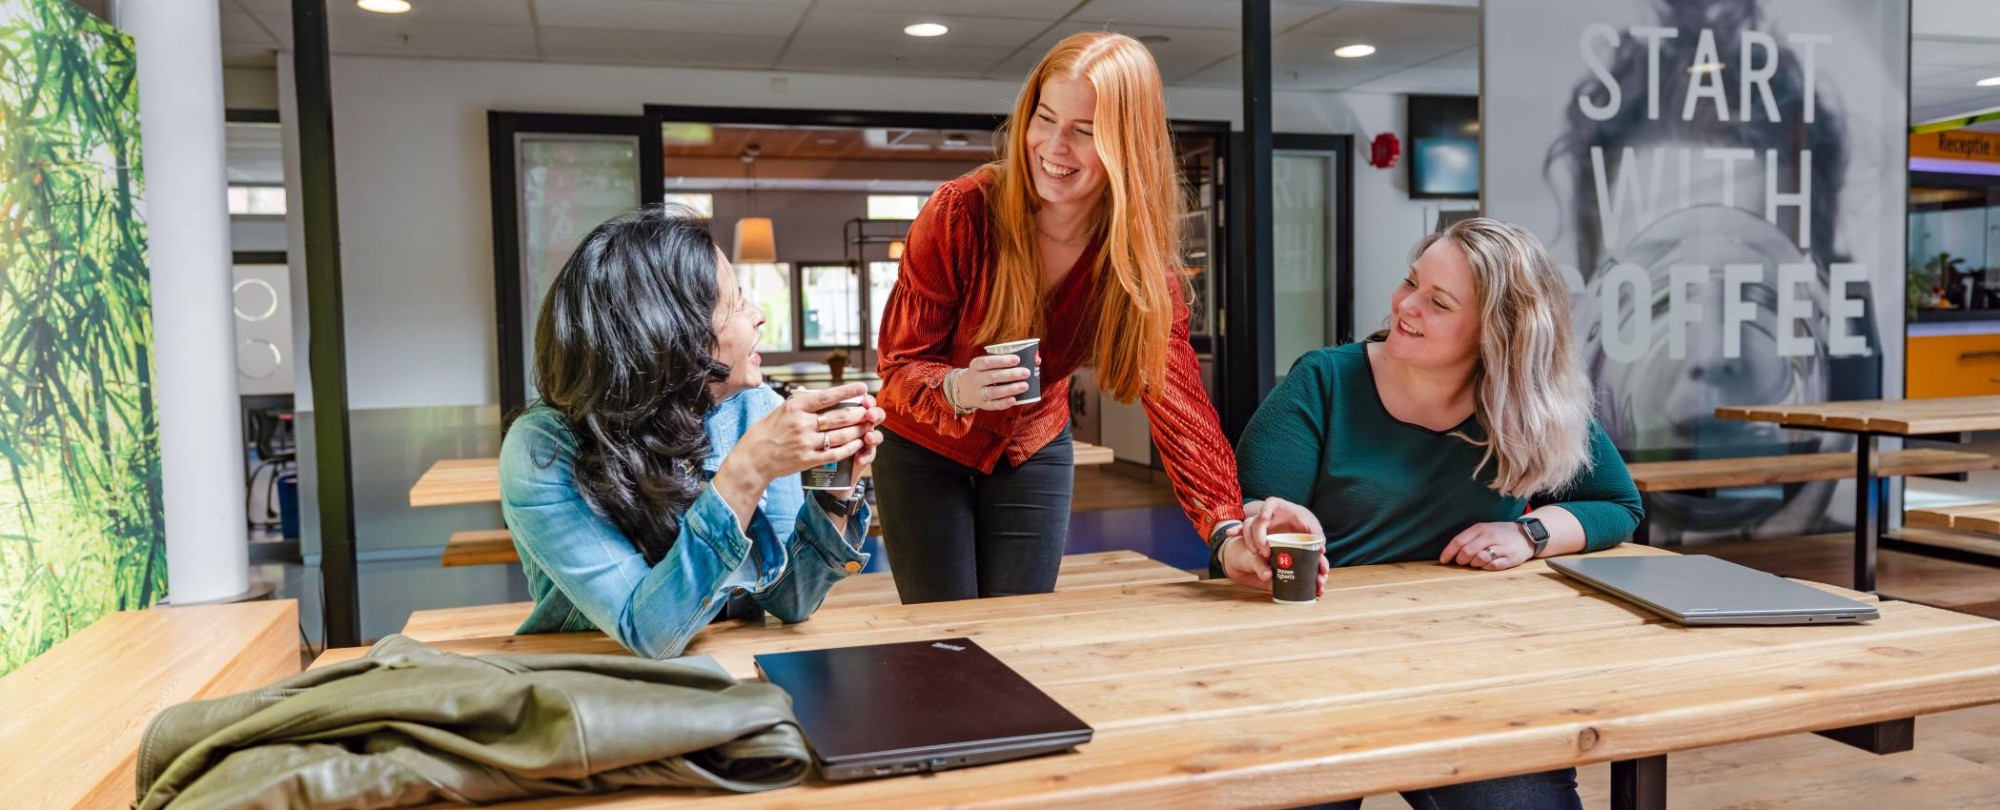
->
[1232,217,1642,809]
[874,32,1305,603]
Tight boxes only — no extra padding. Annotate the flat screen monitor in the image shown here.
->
[1407,94,1479,200]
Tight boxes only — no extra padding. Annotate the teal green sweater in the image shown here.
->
[1237,341,1643,568]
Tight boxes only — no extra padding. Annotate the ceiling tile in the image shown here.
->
[810,0,1080,21]
[1174,54,1407,91]
[220,11,278,46]
[531,0,806,37]
[1274,31,1467,68]
[1346,65,1478,94]
[236,0,534,25]
[776,38,1017,80]
[329,17,541,60]
[1915,65,2000,97]
[1910,38,2000,68]
[790,8,1050,50]
[1070,0,1330,32]
[1021,22,1242,83]
[1291,3,1479,41]
[1426,45,1478,69]
[539,27,787,68]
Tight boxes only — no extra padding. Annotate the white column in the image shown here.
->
[114,0,249,604]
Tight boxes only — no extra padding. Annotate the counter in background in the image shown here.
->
[1909,316,2000,399]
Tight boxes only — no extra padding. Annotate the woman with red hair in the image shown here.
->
[874,32,1319,603]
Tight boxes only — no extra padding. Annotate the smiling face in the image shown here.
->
[1024,76,1109,211]
[1385,237,1483,370]
[709,249,766,396]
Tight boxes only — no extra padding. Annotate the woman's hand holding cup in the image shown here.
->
[730,383,881,486]
[951,353,1034,411]
[1220,498,1329,598]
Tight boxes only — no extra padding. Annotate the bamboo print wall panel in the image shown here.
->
[0,0,163,675]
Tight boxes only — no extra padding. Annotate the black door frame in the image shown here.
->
[489,112,664,418]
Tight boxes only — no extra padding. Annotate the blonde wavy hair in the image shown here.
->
[975,31,1183,403]
[1420,218,1596,498]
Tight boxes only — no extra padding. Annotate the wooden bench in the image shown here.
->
[0,601,301,810]
[1626,449,1999,493]
[1906,502,2000,535]
[406,549,1194,642]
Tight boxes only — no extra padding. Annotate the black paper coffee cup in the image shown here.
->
[984,338,1041,404]
[800,397,863,491]
[1267,533,1325,605]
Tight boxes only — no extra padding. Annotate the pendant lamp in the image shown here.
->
[734,144,777,263]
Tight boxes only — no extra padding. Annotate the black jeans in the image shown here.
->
[1299,768,1582,810]
[873,426,1074,603]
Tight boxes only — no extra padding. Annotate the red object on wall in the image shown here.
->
[1368,132,1401,169]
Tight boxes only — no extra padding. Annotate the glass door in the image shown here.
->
[490,114,663,415]
[1271,135,1353,382]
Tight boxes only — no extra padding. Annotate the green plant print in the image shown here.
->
[0,0,163,675]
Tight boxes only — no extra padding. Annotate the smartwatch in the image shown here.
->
[1515,516,1549,557]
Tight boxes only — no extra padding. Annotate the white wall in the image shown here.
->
[224,66,278,110]
[307,55,1349,410]
[300,54,1471,411]
[1307,91,1481,338]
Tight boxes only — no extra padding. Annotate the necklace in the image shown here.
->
[1038,228,1090,247]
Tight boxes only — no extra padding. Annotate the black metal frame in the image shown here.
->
[489,112,665,418]
[292,0,359,647]
[1222,0,1276,441]
[225,108,281,124]
[1608,718,1914,810]
[1272,133,1357,347]
[795,259,868,352]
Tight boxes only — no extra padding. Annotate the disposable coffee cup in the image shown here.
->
[984,338,1041,404]
[799,397,863,491]
[1267,533,1325,605]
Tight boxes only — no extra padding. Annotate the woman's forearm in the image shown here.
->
[710,456,770,531]
[1526,504,1587,557]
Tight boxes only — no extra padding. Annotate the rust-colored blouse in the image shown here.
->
[875,172,1245,540]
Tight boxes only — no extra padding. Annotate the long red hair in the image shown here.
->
[975,32,1183,403]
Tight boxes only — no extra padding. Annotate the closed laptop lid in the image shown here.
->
[754,638,1091,764]
[1549,555,1878,622]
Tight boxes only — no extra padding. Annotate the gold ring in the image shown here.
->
[816,414,827,431]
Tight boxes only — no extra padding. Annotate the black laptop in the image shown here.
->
[753,638,1093,781]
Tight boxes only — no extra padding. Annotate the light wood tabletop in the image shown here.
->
[411,443,1119,508]
[0,601,300,810]
[1712,395,2000,592]
[1715,395,2000,435]
[404,549,1194,642]
[310,545,2000,809]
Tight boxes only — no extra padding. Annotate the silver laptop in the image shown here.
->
[1549,555,1879,625]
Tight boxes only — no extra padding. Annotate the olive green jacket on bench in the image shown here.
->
[135,635,809,810]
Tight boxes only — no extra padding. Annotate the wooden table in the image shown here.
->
[0,601,301,810]
[312,546,2000,809]
[1717,396,2000,591]
[406,549,1194,641]
[412,443,1118,508]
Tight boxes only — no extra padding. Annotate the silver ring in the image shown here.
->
[1482,546,1496,559]
[821,433,831,451]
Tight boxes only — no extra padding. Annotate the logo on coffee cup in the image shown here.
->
[1275,552,1293,569]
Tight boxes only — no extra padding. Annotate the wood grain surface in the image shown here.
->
[0,601,301,810]
[304,546,2000,809]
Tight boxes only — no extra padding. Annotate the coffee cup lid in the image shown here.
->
[984,338,1039,353]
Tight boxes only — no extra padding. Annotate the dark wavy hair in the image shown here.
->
[523,203,730,564]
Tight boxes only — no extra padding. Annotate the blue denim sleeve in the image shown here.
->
[753,493,871,622]
[500,414,752,659]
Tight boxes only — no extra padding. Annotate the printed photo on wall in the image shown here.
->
[1483,0,1911,543]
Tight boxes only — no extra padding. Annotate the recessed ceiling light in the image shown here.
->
[1979,75,2000,87]
[904,23,948,38]
[1333,44,1375,58]
[356,0,410,13]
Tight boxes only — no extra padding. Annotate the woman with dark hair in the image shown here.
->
[500,204,884,659]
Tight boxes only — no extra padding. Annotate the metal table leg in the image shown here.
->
[1611,755,1667,810]
[1855,433,1879,593]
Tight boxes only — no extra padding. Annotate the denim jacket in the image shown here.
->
[500,386,870,659]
